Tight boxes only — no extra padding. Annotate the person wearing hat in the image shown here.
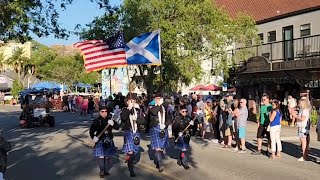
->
[89,106,119,178]
[172,105,194,170]
[120,95,145,177]
[148,93,172,172]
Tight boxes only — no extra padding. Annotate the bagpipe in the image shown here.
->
[174,115,197,143]
[91,124,110,148]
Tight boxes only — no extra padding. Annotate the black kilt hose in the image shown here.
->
[93,138,116,158]
[150,125,169,150]
[122,130,141,153]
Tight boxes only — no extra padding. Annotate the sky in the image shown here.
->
[32,0,122,46]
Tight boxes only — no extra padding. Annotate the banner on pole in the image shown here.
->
[101,68,129,99]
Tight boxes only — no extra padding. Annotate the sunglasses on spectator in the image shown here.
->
[100,110,108,113]
[181,110,188,113]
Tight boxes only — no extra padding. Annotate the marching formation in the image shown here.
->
[89,93,195,178]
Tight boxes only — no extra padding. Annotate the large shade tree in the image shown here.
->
[0,0,112,42]
[78,0,257,93]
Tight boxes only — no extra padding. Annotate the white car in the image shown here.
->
[4,92,14,101]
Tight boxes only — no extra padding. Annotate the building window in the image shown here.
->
[300,23,311,37]
[268,31,276,42]
[258,33,264,44]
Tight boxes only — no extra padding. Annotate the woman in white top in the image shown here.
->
[288,95,297,127]
[292,99,310,161]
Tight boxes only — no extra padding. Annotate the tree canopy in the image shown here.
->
[0,0,112,42]
[78,0,257,93]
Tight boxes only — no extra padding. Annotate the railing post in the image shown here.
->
[302,37,305,59]
[270,43,273,61]
[256,46,258,56]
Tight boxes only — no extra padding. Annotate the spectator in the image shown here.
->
[292,99,311,161]
[269,100,282,160]
[252,94,272,156]
[88,97,95,119]
[288,95,297,127]
[237,99,248,153]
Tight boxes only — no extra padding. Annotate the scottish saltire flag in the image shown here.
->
[125,30,161,65]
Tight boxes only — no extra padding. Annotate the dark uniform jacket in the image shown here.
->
[89,115,119,140]
[148,105,172,129]
[0,136,11,173]
[172,114,192,139]
[120,107,145,131]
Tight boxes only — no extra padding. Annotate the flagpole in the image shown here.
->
[126,66,132,98]
[109,69,112,97]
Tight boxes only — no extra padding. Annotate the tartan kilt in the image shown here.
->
[93,139,116,157]
[122,130,141,153]
[175,136,189,150]
[150,125,169,150]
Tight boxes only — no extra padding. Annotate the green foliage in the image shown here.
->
[0,52,6,73]
[78,0,257,93]
[0,0,110,42]
[311,106,318,126]
[11,80,24,98]
[7,47,32,80]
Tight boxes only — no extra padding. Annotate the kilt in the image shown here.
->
[122,130,140,153]
[93,139,116,157]
[175,136,189,150]
[150,125,169,150]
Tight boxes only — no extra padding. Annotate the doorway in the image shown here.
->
[283,26,294,60]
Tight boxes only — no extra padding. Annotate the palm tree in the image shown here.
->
[0,52,7,73]
[7,47,31,82]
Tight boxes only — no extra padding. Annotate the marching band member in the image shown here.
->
[173,105,194,170]
[89,106,119,178]
[120,95,145,177]
[149,93,172,172]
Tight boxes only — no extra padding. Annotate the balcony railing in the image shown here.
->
[231,34,320,62]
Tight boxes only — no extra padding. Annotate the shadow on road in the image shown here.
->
[1,111,167,180]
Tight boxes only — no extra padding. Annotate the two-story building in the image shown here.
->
[216,0,320,104]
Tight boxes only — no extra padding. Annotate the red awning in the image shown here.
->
[203,84,222,91]
[189,84,207,91]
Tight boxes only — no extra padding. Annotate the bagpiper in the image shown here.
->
[172,105,194,170]
[120,95,145,177]
[148,93,172,172]
[89,106,119,178]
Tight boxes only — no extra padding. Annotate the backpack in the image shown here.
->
[0,137,11,153]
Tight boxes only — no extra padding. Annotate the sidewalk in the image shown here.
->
[245,121,319,142]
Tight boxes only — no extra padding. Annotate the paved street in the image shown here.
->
[1,105,320,180]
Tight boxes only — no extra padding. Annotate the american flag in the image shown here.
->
[74,32,127,72]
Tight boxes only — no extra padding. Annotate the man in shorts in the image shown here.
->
[251,94,272,156]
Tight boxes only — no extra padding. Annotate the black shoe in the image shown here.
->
[104,171,110,176]
[130,171,136,177]
[177,160,182,166]
[158,165,164,172]
[99,171,104,178]
[183,165,190,170]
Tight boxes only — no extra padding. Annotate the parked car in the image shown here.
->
[4,92,13,101]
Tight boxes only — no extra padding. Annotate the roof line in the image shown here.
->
[257,5,320,24]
